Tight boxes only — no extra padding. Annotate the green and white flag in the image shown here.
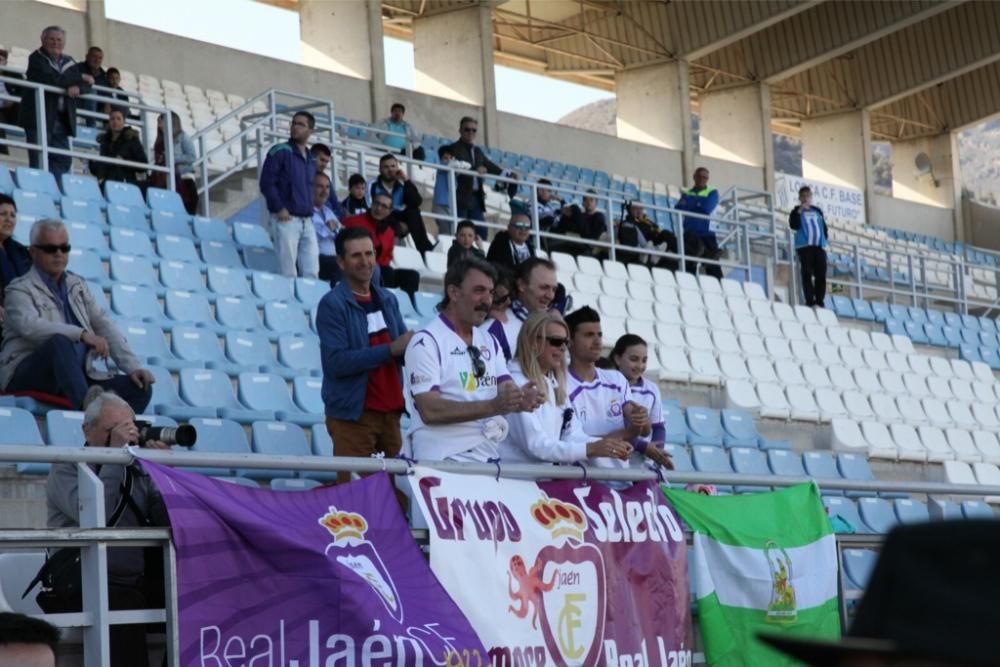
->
[663,483,841,666]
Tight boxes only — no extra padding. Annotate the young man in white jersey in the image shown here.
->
[483,257,558,362]
[564,306,652,473]
[405,258,543,462]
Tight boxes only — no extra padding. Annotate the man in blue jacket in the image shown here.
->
[316,226,413,485]
[788,185,829,307]
[675,167,722,279]
[259,111,319,278]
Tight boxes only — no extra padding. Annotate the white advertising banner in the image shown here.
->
[775,173,866,225]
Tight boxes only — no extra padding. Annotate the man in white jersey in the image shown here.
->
[564,306,651,472]
[405,258,542,462]
[484,257,558,362]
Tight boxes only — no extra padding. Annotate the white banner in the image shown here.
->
[775,173,866,224]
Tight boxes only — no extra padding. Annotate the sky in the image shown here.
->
[104,0,613,123]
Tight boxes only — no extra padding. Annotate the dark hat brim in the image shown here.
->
[756,632,899,667]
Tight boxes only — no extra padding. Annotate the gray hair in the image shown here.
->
[41,26,66,40]
[29,219,67,245]
[82,391,130,428]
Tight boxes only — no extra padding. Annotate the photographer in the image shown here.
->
[40,390,169,667]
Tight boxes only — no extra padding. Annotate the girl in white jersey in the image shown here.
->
[500,311,633,463]
[609,334,673,469]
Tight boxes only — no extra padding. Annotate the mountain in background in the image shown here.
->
[557,99,992,203]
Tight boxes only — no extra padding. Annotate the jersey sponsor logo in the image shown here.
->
[458,371,498,391]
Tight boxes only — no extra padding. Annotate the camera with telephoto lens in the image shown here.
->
[135,420,197,447]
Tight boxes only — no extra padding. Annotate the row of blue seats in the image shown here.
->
[823,495,994,534]
[663,403,790,450]
[828,295,997,331]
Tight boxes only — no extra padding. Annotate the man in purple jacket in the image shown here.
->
[258,111,319,278]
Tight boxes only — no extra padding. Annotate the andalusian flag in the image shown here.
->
[664,483,841,666]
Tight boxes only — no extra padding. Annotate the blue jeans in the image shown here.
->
[459,206,486,239]
[26,116,71,178]
[6,335,152,414]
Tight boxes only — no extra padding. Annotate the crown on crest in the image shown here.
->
[530,496,587,540]
[319,507,368,542]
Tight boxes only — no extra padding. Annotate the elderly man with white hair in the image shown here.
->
[0,219,154,412]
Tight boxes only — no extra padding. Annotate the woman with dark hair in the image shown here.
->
[152,110,198,214]
[0,194,31,327]
[91,107,147,187]
[608,333,673,468]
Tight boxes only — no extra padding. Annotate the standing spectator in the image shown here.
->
[341,173,369,216]
[374,102,424,160]
[310,143,346,220]
[0,612,59,667]
[676,167,722,278]
[485,257,557,362]
[549,190,607,257]
[608,334,673,469]
[445,116,516,238]
[0,220,155,413]
[0,194,32,328]
[100,67,131,116]
[342,192,419,298]
[486,213,535,273]
[90,108,147,188]
[152,110,197,214]
[432,144,459,234]
[366,153,435,254]
[259,110,319,278]
[404,258,540,462]
[789,185,829,307]
[70,46,106,127]
[0,49,25,156]
[317,226,413,485]
[446,220,485,268]
[312,172,341,283]
[20,26,93,177]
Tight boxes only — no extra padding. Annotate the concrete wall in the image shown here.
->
[967,199,1000,251]
[694,152,766,192]
[871,194,955,242]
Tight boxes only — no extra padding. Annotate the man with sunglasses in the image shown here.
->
[445,116,516,238]
[405,258,542,462]
[0,220,154,413]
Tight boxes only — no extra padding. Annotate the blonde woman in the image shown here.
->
[499,311,632,463]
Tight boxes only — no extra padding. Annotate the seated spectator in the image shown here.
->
[616,202,678,269]
[374,102,424,160]
[0,220,154,413]
[676,166,722,278]
[342,192,419,298]
[367,153,435,254]
[101,67,132,117]
[548,190,607,257]
[487,268,513,324]
[341,173,369,217]
[0,194,31,328]
[310,143,346,220]
[404,258,541,462]
[0,49,25,156]
[564,306,652,476]
[151,110,197,214]
[486,213,535,273]
[532,178,565,232]
[485,257,557,361]
[312,172,341,283]
[446,220,485,268]
[499,310,632,464]
[607,334,673,469]
[0,612,59,667]
[91,108,147,187]
[432,144,462,235]
[41,390,169,665]
[70,46,106,127]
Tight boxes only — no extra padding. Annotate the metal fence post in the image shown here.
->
[77,463,111,667]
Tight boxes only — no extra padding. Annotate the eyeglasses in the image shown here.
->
[467,345,486,380]
[461,127,478,133]
[33,243,72,254]
[545,336,569,348]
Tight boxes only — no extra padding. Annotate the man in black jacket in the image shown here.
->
[0,49,25,156]
[486,213,535,274]
[69,46,106,127]
[20,26,92,177]
[445,116,517,238]
[366,153,435,254]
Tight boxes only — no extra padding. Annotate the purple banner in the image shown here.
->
[143,463,485,666]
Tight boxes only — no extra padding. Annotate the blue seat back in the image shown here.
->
[232,222,272,248]
[224,330,273,367]
[201,240,243,268]
[120,319,172,361]
[312,425,334,457]
[16,167,60,198]
[278,334,320,371]
[822,497,868,533]
[238,373,297,413]
[293,376,323,414]
[858,497,898,533]
[767,450,806,476]
[62,196,104,224]
[686,407,723,446]
[294,278,329,309]
[251,421,311,466]
[243,246,279,272]
[146,187,187,214]
[107,203,149,231]
[961,500,995,519]
[692,445,732,474]
[151,210,193,237]
[838,453,875,482]
[216,296,261,330]
[110,253,158,287]
[105,180,147,209]
[146,365,183,409]
[165,290,214,325]
[192,216,231,242]
[414,291,440,317]
[802,451,841,479]
[159,260,204,292]
[179,368,241,410]
[842,549,877,588]
[45,410,86,446]
[729,447,769,475]
[0,166,12,195]
[264,301,308,334]
[157,234,200,263]
[207,265,250,297]
[189,418,252,457]
[271,478,321,491]
[68,221,109,254]
[61,173,104,203]
[110,227,154,256]
[893,498,929,524]
[662,444,693,472]
[68,248,105,282]
[721,409,758,444]
[252,271,294,301]
[662,402,687,445]
[111,283,163,321]
[171,326,224,364]
[14,188,59,219]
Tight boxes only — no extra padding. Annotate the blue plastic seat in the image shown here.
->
[662,402,688,445]
[14,189,59,219]
[201,240,244,268]
[928,497,963,520]
[192,216,231,242]
[906,307,928,324]
[961,328,982,346]
[104,180,147,210]
[685,407,724,447]
[119,320,197,371]
[691,445,734,493]
[145,366,214,419]
[979,316,997,333]
[943,312,963,329]
[767,449,806,478]
[146,187,187,215]
[16,166,60,198]
[0,166,14,195]
[837,453,878,498]
[858,497,898,533]
[207,266,251,297]
[185,417,253,476]
[961,500,995,519]
[866,300,889,323]
[216,296,261,330]
[107,203,149,231]
[164,290,217,329]
[264,301,309,335]
[959,344,983,364]
[67,221,109,257]
[109,227,154,257]
[802,451,843,495]
[293,376,323,414]
[214,476,260,488]
[829,295,855,319]
[980,331,999,347]
[389,288,420,328]
[894,498,929,524]
[941,325,963,348]
[86,281,110,311]
[0,406,47,473]
[961,314,981,331]
[238,372,318,425]
[224,331,273,371]
[151,210,193,238]
[924,324,947,347]
[294,278,329,308]
[110,253,158,288]
[249,421,311,478]
[979,346,1000,370]
[242,246,279,272]
[842,549,877,589]
[271,478,321,491]
[903,320,928,345]
[170,326,254,375]
[177,368,274,423]
[61,173,105,206]
[729,447,771,493]
[252,271,294,302]
[45,410,85,446]
[277,334,321,375]
[823,496,868,533]
[111,284,164,323]
[662,444,693,472]
[156,234,200,263]
[159,260,205,292]
[61,196,105,224]
[413,291,439,318]
[720,409,759,448]
[232,221,272,248]
[67,248,106,284]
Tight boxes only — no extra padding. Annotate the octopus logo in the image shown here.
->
[319,506,404,623]
[506,496,606,667]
